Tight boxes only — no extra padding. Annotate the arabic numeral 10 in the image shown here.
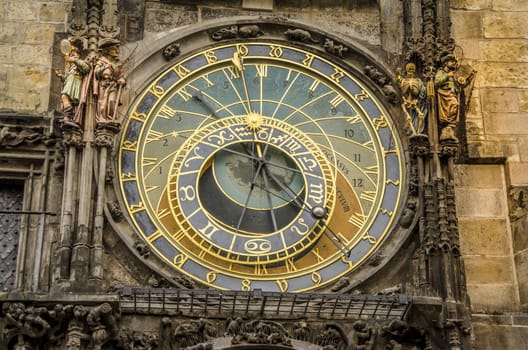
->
[344,129,354,138]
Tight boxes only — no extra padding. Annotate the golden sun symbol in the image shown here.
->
[245,112,264,131]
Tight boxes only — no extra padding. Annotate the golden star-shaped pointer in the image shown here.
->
[245,111,263,131]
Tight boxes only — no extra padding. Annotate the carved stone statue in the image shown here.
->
[292,321,311,341]
[434,54,475,141]
[86,303,118,350]
[397,62,427,135]
[94,39,126,124]
[284,29,319,43]
[65,306,88,350]
[315,323,345,349]
[2,303,51,350]
[348,320,375,350]
[55,45,90,123]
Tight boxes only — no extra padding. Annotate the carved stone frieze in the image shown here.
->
[231,319,291,347]
[2,303,51,349]
[381,319,426,350]
[117,328,159,350]
[435,37,456,63]
[160,317,217,349]
[313,321,376,350]
[364,65,389,87]
[323,38,348,58]
[0,299,455,349]
[210,25,263,41]
[291,321,311,341]
[210,26,238,41]
[284,28,319,44]
[1,302,119,350]
[0,126,44,148]
[364,65,398,104]
[377,284,402,296]
[238,25,264,38]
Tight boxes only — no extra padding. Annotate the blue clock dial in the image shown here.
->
[117,42,405,292]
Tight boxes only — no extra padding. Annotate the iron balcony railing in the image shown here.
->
[118,288,411,320]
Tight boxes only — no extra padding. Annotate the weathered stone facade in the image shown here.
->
[0,0,527,349]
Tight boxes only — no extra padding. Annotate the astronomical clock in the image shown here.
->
[113,26,408,293]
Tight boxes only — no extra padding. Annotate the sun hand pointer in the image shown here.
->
[232,52,244,73]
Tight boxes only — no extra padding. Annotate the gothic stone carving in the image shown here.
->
[162,42,181,61]
[397,63,427,135]
[323,38,348,58]
[230,319,291,347]
[1,302,119,350]
[210,25,263,41]
[364,66,398,104]
[160,317,217,349]
[94,122,120,148]
[284,29,319,44]
[0,126,44,148]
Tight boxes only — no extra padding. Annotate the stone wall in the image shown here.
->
[143,0,381,44]
[451,0,528,312]
[0,0,72,115]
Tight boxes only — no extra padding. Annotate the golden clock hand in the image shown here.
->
[232,51,243,72]
[255,142,264,158]
[322,224,350,256]
[251,179,350,256]
[264,167,305,210]
[261,167,279,232]
[231,52,254,114]
[255,143,279,231]
[235,158,265,233]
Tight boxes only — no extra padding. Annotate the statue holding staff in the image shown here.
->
[94,39,126,125]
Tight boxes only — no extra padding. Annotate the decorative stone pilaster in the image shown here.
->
[91,122,120,283]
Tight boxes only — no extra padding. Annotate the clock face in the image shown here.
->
[118,41,405,292]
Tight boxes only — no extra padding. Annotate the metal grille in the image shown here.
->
[119,288,411,320]
[0,184,23,292]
